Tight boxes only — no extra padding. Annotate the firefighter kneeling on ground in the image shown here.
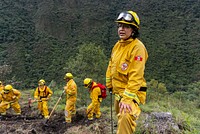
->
[84,78,102,121]
[34,79,53,119]
[0,84,21,119]
[63,73,77,124]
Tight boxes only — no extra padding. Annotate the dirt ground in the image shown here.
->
[0,92,112,134]
[0,105,112,134]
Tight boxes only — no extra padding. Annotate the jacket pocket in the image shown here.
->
[117,58,131,75]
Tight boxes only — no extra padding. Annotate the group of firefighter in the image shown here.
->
[0,10,148,134]
[0,75,101,123]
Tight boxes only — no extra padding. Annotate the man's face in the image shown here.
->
[117,23,133,40]
[65,78,70,82]
[39,85,44,88]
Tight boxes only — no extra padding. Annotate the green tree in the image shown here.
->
[63,43,108,106]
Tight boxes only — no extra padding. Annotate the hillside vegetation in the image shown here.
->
[0,0,200,90]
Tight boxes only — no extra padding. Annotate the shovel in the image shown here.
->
[44,89,65,126]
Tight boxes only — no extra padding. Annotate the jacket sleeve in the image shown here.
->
[47,87,53,98]
[122,44,148,104]
[13,89,21,100]
[106,60,113,89]
[34,88,39,99]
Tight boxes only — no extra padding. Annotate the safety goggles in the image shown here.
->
[117,12,138,24]
[84,82,92,88]
[4,90,10,93]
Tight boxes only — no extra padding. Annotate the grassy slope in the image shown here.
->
[20,88,199,134]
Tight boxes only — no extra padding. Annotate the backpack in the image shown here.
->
[92,83,107,99]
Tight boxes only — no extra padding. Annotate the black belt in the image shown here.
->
[138,87,147,92]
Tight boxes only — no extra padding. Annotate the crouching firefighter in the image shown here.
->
[63,73,77,123]
[34,79,53,119]
[84,78,102,121]
[0,84,21,118]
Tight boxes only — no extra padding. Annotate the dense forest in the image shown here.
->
[0,0,200,92]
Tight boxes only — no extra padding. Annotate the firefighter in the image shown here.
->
[63,73,77,123]
[106,11,148,134]
[84,78,102,121]
[34,79,53,119]
[0,84,21,117]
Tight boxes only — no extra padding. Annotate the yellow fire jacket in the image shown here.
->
[0,85,4,93]
[90,82,102,107]
[64,79,77,100]
[106,38,148,104]
[34,86,53,100]
[0,89,21,102]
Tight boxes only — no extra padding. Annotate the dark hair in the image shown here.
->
[131,25,140,38]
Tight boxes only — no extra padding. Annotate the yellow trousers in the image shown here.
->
[115,99,141,134]
[0,101,21,115]
[87,102,101,120]
[65,100,76,123]
[37,101,49,118]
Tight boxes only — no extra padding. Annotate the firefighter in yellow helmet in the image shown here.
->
[84,78,102,121]
[0,84,21,117]
[63,73,77,123]
[34,79,53,119]
[106,11,148,134]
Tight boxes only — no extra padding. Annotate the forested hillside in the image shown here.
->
[0,0,200,91]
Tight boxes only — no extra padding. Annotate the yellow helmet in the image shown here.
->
[64,73,73,79]
[83,78,92,88]
[4,84,13,93]
[0,81,2,85]
[116,11,140,29]
[38,79,45,86]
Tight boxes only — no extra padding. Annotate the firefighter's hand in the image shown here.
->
[12,96,18,100]
[119,102,132,113]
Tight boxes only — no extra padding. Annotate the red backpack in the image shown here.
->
[92,83,107,99]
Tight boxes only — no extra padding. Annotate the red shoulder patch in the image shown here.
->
[134,56,143,61]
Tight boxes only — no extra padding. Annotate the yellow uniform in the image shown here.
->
[0,88,21,115]
[64,79,77,123]
[0,85,4,102]
[87,82,102,120]
[34,85,53,118]
[0,85,4,93]
[106,38,148,133]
